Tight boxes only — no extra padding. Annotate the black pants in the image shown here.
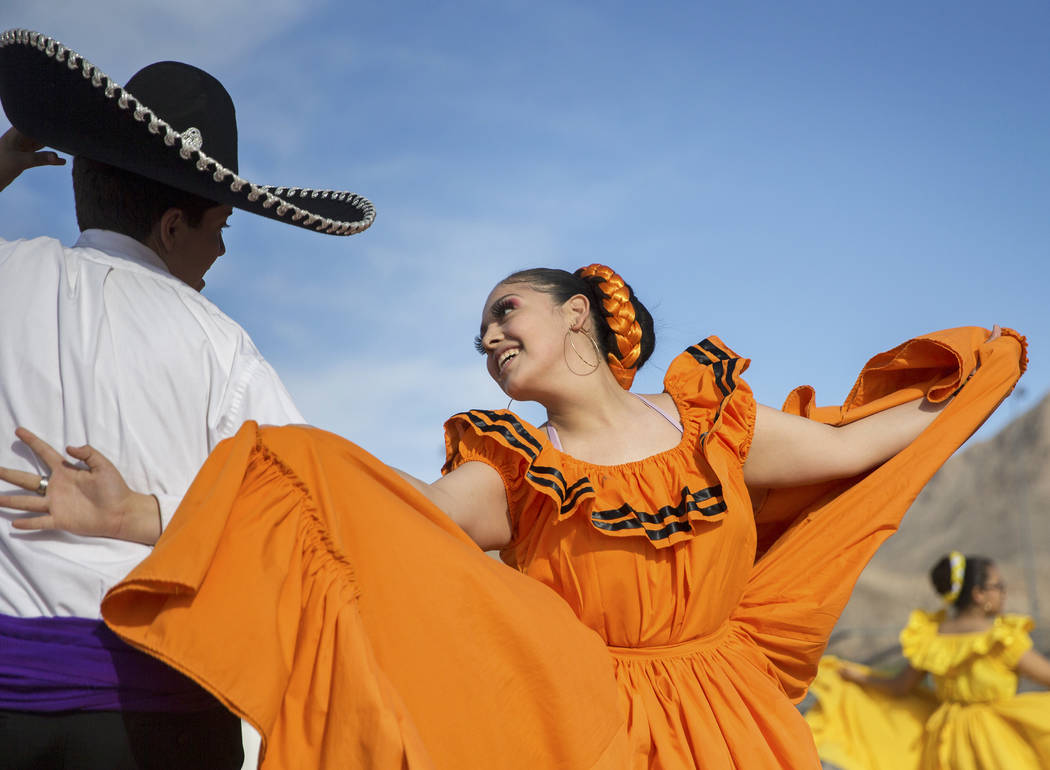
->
[0,707,243,770]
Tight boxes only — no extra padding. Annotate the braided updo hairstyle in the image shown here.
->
[930,553,994,612]
[501,265,655,388]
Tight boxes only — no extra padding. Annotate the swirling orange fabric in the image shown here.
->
[101,327,1025,769]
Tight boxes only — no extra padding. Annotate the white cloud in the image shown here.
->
[281,355,518,480]
[4,0,320,76]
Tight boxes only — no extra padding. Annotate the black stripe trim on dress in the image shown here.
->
[461,410,594,516]
[687,338,736,397]
[591,518,695,542]
[466,410,543,457]
[557,477,595,514]
[589,484,727,542]
[524,465,595,514]
[685,339,742,446]
[698,338,736,391]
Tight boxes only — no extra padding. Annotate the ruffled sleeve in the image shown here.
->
[900,610,1035,674]
[663,336,756,464]
[994,615,1035,668]
[443,410,595,549]
[899,609,947,673]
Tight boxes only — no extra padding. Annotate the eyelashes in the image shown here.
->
[490,298,514,317]
[474,297,516,355]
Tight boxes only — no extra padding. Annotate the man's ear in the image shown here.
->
[156,207,186,252]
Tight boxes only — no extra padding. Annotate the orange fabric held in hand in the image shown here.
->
[101,327,1025,770]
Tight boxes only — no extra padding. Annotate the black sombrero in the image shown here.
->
[0,29,375,235]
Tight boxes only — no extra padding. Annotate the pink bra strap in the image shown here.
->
[633,393,684,433]
[544,393,682,450]
[545,422,562,450]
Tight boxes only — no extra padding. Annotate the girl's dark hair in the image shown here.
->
[930,554,995,611]
[502,266,656,379]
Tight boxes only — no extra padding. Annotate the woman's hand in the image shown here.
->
[838,662,922,696]
[0,428,161,545]
[0,127,66,192]
[836,665,867,684]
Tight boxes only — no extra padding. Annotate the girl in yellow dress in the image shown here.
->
[806,552,1050,770]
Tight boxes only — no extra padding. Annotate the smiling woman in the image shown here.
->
[0,264,1028,769]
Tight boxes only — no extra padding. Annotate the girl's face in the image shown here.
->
[476,281,573,400]
[976,564,1007,615]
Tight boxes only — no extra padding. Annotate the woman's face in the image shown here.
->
[476,281,573,400]
[977,564,1007,615]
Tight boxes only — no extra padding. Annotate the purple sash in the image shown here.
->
[0,613,221,712]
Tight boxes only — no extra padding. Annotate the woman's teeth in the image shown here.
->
[498,349,518,372]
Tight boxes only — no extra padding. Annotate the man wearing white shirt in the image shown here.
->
[0,31,373,770]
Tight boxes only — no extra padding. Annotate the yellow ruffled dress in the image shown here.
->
[806,611,1050,770]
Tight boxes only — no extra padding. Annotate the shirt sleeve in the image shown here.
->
[155,493,185,530]
[214,355,305,444]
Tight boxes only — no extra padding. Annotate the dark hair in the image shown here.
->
[502,267,656,375]
[930,554,995,611]
[72,156,216,241]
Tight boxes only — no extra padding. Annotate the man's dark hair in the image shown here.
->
[72,156,217,241]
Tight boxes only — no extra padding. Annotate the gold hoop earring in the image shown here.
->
[565,328,600,375]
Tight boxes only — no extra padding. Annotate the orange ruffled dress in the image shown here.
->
[806,612,1050,770]
[101,327,1025,770]
[444,330,1027,769]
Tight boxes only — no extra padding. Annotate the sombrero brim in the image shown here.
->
[0,29,375,236]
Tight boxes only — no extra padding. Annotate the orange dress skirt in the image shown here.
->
[102,327,1025,769]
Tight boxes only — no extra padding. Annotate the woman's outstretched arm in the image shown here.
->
[838,662,924,697]
[745,325,999,489]
[1016,648,1050,689]
[744,397,945,488]
[395,462,512,551]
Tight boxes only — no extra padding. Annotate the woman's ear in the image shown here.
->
[565,293,592,330]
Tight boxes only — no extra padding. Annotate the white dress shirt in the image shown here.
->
[0,230,304,617]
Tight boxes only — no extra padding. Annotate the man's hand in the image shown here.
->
[0,427,161,545]
[0,126,66,192]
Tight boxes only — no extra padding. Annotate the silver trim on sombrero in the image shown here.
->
[1,29,375,235]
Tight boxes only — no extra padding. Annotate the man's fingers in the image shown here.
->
[27,151,65,168]
[0,465,45,491]
[2,127,43,152]
[13,427,65,470]
[0,493,49,513]
[66,444,109,472]
[10,514,56,531]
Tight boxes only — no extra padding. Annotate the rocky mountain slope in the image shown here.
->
[827,390,1050,662]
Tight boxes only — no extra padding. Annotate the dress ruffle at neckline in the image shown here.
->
[443,336,754,549]
[900,610,1035,675]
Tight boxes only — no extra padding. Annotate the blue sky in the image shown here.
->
[2,1,1046,479]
